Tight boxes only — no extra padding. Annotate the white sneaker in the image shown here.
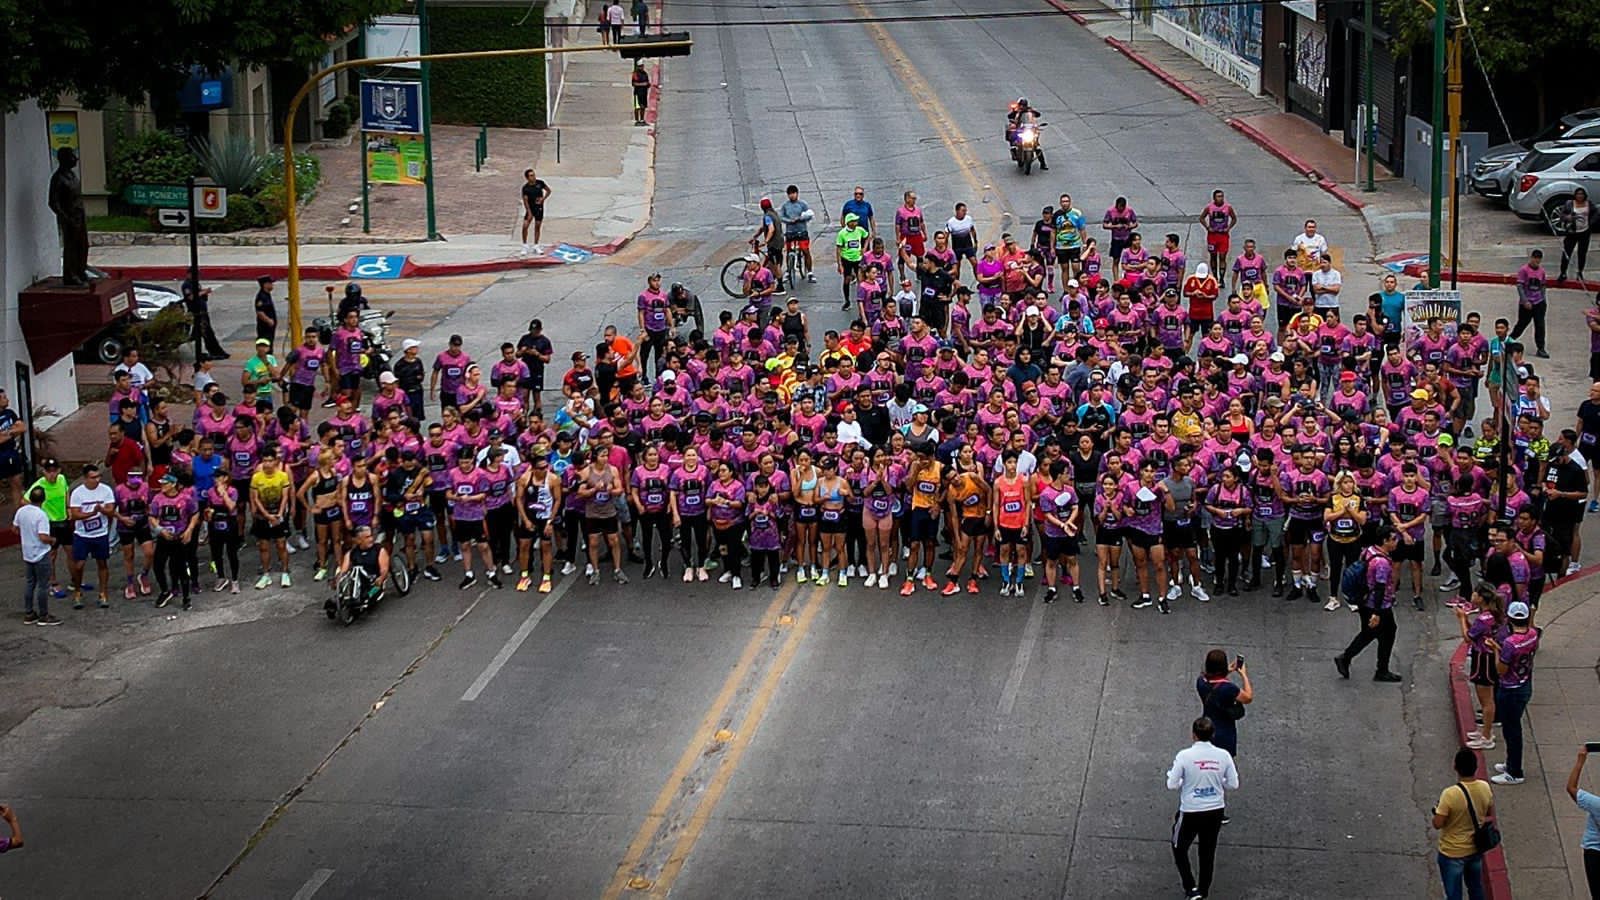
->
[1439,575,1460,590]
[519,244,529,257]
[561,562,577,576]
[1024,563,1035,578]
[1166,583,1182,601]
[585,564,595,577]
[295,534,311,550]
[879,574,889,590]
[888,563,898,577]
[1490,773,1525,785]
[1191,585,1210,603]
[865,573,878,588]
[683,568,694,583]
[1493,763,1508,773]
[1323,596,1342,611]
[286,541,298,555]
[533,243,545,254]
[501,563,514,575]
[731,576,743,590]
[1567,561,1583,576]
[1260,554,1273,569]
[718,571,732,584]
[1467,737,1496,750]
[280,572,292,588]
[901,547,910,559]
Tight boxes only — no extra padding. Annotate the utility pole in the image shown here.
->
[418,0,439,241]
[1362,0,1375,191]
[1427,0,1447,288]
[1447,31,1463,288]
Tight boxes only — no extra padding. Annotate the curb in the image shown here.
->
[1396,265,1598,291]
[1103,37,1207,106]
[1041,0,1088,24]
[1444,563,1600,900]
[1225,118,1367,212]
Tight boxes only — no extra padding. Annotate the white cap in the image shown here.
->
[1229,354,1249,365]
[660,370,677,381]
[1195,262,1210,279]
[1067,278,1079,288]
[378,371,398,384]
[1507,601,1531,620]
[1269,351,1285,362]
[1025,306,1040,316]
[402,338,421,351]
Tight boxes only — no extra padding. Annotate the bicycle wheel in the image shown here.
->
[391,563,412,597]
[720,258,747,298]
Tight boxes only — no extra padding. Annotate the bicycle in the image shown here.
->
[720,240,766,298]
[784,239,807,293]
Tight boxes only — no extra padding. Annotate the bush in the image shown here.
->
[323,101,352,139]
[341,93,360,121]
[107,130,199,193]
[125,304,193,393]
[258,149,321,204]
[192,133,269,194]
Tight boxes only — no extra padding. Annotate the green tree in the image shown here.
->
[1381,0,1600,123]
[0,0,401,111]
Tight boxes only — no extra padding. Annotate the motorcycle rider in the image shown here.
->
[331,524,390,615]
[779,185,817,284]
[337,282,370,319]
[1006,97,1048,171]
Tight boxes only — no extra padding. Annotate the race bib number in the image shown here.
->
[1002,500,1022,514]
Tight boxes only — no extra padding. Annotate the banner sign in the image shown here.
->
[359,79,422,134]
[1401,288,1462,345]
[366,133,427,185]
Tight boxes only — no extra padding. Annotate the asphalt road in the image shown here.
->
[0,2,1457,898]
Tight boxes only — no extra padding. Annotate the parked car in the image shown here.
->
[1471,108,1600,201]
[74,269,186,364]
[1508,141,1600,231]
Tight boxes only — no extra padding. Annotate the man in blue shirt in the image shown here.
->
[841,186,874,238]
[192,439,224,494]
[1566,746,1600,898]
[1373,272,1406,348]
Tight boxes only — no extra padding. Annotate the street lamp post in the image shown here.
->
[1427,0,1447,288]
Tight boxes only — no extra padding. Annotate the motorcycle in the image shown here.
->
[1008,121,1047,175]
[313,308,395,382]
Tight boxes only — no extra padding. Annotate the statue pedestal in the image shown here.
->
[18,277,135,370]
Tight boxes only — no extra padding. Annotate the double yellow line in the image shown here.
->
[600,581,828,899]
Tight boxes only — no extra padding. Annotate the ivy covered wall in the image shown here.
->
[429,5,548,128]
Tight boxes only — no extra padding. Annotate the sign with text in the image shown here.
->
[1401,288,1461,346]
[124,183,189,207]
[359,79,422,134]
[366,133,427,185]
[46,110,79,156]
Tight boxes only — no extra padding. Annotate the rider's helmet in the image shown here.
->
[1016,97,1030,110]
[670,282,684,294]
[344,282,363,299]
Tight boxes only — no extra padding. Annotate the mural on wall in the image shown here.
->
[1153,0,1263,65]
[1295,22,1328,93]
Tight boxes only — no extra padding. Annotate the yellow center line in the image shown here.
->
[599,580,801,900]
[851,2,1014,241]
[645,585,829,897]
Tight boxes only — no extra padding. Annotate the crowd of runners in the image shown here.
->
[14,186,1594,643]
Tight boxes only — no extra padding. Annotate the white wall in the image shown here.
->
[1,102,81,421]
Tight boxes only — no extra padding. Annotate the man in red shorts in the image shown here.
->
[1199,189,1237,275]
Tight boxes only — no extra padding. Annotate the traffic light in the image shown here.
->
[615,32,693,59]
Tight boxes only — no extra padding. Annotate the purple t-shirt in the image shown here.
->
[447,468,488,521]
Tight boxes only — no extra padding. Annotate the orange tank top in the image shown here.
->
[995,476,1027,529]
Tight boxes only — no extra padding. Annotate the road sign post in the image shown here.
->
[186,176,201,363]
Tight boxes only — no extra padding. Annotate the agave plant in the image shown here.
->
[191,133,269,194]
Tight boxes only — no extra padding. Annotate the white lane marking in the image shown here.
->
[291,869,335,900]
[997,595,1047,716]
[460,576,575,701]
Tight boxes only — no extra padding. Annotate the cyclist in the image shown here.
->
[331,524,390,615]
[754,197,784,283]
[778,184,817,284]
[835,212,869,312]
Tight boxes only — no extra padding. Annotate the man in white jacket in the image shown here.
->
[1167,717,1240,900]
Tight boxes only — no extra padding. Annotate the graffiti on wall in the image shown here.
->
[1295,22,1328,92]
[1152,0,1263,65]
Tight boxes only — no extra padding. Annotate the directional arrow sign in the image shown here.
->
[157,208,190,229]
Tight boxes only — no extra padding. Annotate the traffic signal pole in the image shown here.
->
[278,38,692,340]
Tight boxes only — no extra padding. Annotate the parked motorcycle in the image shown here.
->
[313,308,395,382]
[1009,121,1047,175]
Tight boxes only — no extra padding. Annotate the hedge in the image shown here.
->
[429,5,548,128]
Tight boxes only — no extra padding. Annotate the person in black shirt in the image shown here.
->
[520,170,552,255]
[853,388,890,449]
[516,319,554,412]
[253,275,277,347]
[631,63,651,125]
[182,279,228,359]
[1544,438,1588,576]
[392,339,426,419]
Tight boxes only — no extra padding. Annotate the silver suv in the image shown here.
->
[1472,108,1600,201]
[1508,141,1600,231]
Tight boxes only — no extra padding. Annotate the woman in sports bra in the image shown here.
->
[789,449,821,583]
[1094,473,1125,605]
[814,455,852,587]
[299,453,344,581]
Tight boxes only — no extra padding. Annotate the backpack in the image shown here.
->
[1340,556,1370,607]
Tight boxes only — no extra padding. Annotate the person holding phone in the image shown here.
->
[1566,745,1600,899]
[1197,649,1253,760]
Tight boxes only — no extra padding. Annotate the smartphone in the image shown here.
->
[1586,742,1600,752]
[1234,654,1245,669]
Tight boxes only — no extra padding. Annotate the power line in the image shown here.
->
[543,0,1270,29]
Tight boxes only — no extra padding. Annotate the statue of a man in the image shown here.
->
[48,147,90,286]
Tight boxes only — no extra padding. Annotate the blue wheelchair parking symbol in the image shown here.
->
[548,244,593,264]
[350,255,408,279]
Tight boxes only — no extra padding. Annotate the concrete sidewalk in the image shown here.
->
[90,23,661,282]
[1060,2,1567,284]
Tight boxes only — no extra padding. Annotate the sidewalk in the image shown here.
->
[1059,1,1565,284]
[89,23,662,282]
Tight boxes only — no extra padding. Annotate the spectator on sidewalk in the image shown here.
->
[13,487,57,625]
[1556,187,1592,283]
[1488,601,1539,786]
[1432,746,1493,900]
[631,62,650,126]
[1565,746,1600,900]
[519,169,551,257]
[606,0,625,43]
[254,275,277,346]
[631,0,649,34]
